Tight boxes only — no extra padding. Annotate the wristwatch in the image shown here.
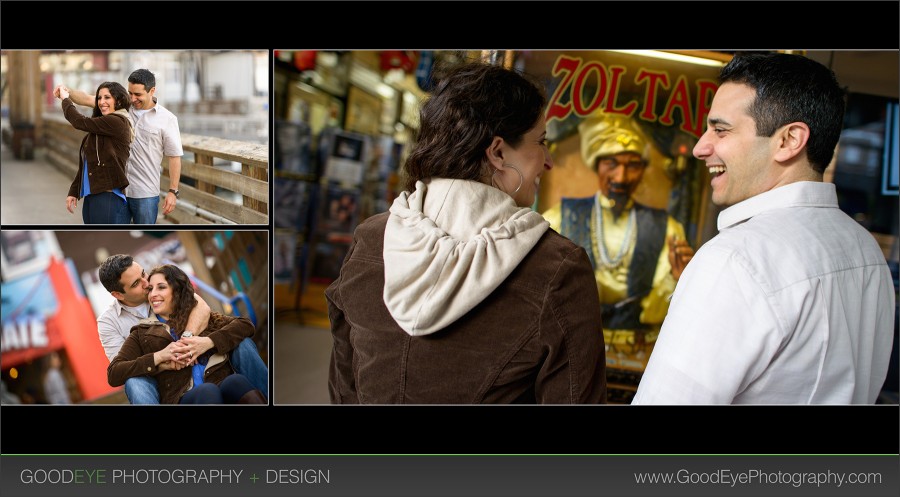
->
[168,188,180,198]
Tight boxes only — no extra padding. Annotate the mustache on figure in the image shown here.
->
[607,183,634,219]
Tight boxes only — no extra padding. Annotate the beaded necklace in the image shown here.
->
[591,192,636,270]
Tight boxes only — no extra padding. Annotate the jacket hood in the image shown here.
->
[383,178,549,336]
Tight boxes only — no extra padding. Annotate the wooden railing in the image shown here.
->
[42,114,269,225]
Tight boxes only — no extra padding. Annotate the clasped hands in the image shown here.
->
[155,335,214,371]
[53,85,70,101]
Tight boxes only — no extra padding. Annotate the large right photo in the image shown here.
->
[271,50,899,405]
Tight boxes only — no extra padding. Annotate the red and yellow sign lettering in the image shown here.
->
[546,54,718,139]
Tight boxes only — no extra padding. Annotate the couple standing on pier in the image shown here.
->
[54,68,182,225]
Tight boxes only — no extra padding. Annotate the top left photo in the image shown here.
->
[0,50,270,226]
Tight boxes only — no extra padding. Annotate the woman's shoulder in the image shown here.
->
[105,111,133,127]
[525,229,594,274]
[535,227,584,256]
[358,211,390,232]
[131,318,163,331]
[507,229,594,294]
[346,211,390,254]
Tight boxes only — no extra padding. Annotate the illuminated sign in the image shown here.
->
[546,54,719,139]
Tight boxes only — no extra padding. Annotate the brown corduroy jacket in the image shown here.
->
[327,212,607,404]
[107,312,254,404]
[62,98,131,198]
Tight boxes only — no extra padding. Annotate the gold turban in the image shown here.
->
[579,113,652,171]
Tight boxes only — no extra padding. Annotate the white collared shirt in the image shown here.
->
[633,181,895,404]
[97,300,150,361]
[127,102,183,199]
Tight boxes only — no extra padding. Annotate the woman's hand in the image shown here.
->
[58,87,70,100]
[178,336,215,365]
[66,196,77,213]
[156,360,180,371]
[154,341,191,368]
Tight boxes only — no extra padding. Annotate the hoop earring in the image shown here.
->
[504,164,524,194]
[491,164,524,195]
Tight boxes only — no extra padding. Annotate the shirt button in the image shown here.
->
[146,366,152,372]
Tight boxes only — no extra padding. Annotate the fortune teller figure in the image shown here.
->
[543,113,693,354]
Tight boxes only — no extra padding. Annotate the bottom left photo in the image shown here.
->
[0,229,268,405]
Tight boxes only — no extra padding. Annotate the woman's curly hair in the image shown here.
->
[148,264,197,336]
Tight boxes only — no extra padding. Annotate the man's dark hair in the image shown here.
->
[99,254,134,293]
[402,61,547,192]
[127,68,156,91]
[719,52,846,174]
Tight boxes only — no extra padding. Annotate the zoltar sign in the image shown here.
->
[530,51,727,240]
[545,53,720,139]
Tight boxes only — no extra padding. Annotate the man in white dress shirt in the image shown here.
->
[632,52,895,404]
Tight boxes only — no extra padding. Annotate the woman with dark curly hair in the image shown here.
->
[108,264,266,404]
[56,82,133,224]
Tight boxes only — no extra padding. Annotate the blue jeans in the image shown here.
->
[82,192,130,224]
[124,376,160,404]
[127,196,159,224]
[232,337,268,399]
[123,338,266,404]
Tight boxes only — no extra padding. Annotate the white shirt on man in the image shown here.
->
[96,299,150,361]
[633,181,894,404]
[126,102,183,199]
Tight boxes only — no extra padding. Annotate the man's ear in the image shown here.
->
[486,136,505,170]
[110,291,124,301]
[774,122,810,163]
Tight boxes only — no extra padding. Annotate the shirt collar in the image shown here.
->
[130,101,158,118]
[115,299,150,319]
[717,181,838,231]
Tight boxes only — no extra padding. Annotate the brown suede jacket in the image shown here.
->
[107,312,254,404]
[62,97,132,198]
[327,212,607,404]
